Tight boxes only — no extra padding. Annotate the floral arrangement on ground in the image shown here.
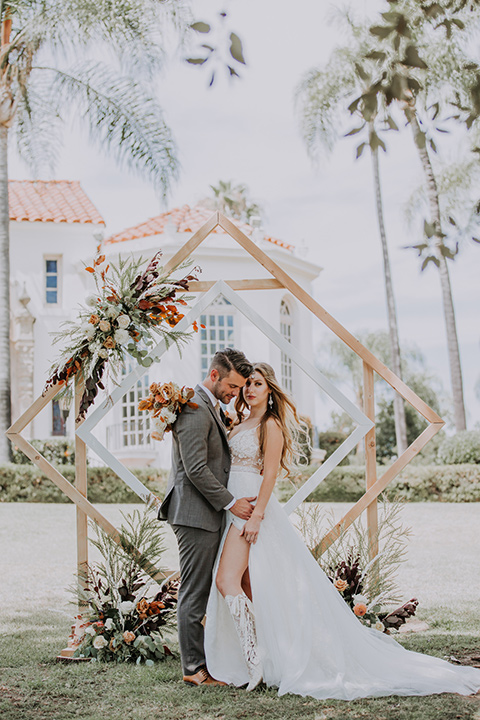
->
[297,497,418,634]
[45,249,199,420]
[72,508,178,664]
[138,381,198,441]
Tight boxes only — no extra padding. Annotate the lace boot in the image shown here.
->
[225,592,263,691]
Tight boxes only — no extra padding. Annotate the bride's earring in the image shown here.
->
[268,394,273,408]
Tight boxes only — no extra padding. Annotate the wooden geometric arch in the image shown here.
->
[6,210,444,583]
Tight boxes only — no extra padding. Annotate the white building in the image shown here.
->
[9,183,321,468]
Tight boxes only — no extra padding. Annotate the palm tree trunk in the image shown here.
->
[408,113,466,432]
[369,129,408,455]
[0,122,11,461]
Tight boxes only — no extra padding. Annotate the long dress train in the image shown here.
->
[204,426,480,700]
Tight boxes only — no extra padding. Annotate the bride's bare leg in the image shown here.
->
[216,525,250,598]
[241,568,252,601]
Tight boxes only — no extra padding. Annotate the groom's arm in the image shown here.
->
[175,404,234,512]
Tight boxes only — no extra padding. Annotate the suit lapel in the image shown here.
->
[196,385,229,441]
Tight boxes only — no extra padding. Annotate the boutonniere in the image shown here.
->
[138,381,197,441]
[222,409,234,429]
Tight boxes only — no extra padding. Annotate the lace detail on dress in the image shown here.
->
[229,426,262,473]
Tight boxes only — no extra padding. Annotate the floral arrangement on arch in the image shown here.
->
[297,498,419,635]
[45,250,199,419]
[72,509,178,664]
[138,381,198,441]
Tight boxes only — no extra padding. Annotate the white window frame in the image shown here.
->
[200,295,236,378]
[280,298,294,393]
[119,365,152,448]
[44,255,62,306]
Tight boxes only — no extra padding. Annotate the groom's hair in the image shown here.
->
[210,348,253,379]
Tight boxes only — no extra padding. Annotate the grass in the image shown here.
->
[1,608,479,720]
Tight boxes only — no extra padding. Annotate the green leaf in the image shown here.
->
[370,25,393,39]
[345,126,364,137]
[403,45,428,70]
[186,57,208,65]
[142,357,154,367]
[145,659,154,666]
[424,220,436,238]
[356,142,366,159]
[229,33,245,65]
[472,237,480,243]
[386,116,399,131]
[414,130,426,150]
[190,22,211,33]
[365,51,386,61]
[452,18,465,30]
[355,63,369,82]
[429,137,437,153]
[348,97,361,115]
[430,102,440,121]
[447,216,457,227]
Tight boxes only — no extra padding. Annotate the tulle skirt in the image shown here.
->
[204,469,480,700]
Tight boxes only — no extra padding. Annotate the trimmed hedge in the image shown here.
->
[276,463,480,503]
[437,430,480,465]
[2,463,479,504]
[0,464,169,503]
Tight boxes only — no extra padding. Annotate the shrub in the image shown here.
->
[317,431,350,465]
[11,438,76,465]
[437,431,480,465]
[0,464,169,503]
[276,463,480,503]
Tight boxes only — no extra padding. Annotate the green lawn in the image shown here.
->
[1,608,479,720]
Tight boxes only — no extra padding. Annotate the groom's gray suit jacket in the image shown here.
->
[158,385,234,530]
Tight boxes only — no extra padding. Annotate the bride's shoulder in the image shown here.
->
[265,416,283,436]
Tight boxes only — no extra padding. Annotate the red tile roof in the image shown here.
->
[105,204,294,252]
[9,180,105,225]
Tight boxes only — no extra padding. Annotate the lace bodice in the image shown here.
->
[229,425,263,473]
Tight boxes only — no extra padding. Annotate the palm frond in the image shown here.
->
[34,61,178,196]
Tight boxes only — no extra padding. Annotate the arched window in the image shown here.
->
[280,299,293,393]
[200,295,235,378]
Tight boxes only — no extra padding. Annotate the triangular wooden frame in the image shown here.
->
[6,211,444,576]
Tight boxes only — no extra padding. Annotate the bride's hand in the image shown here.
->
[240,513,263,544]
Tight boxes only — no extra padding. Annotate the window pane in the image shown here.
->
[227,316,233,327]
[46,291,57,304]
[209,315,216,326]
[218,316,225,326]
[46,275,57,288]
[46,259,57,273]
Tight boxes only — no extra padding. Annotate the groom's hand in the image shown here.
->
[230,496,256,520]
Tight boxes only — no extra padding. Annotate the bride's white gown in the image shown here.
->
[204,426,480,700]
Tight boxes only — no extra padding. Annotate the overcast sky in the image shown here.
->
[9,0,480,430]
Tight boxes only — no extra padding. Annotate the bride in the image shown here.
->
[204,362,480,700]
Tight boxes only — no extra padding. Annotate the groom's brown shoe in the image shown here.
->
[183,667,227,687]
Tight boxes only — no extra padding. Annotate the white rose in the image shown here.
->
[84,625,96,636]
[105,305,120,319]
[119,601,134,613]
[98,348,109,359]
[104,618,114,630]
[162,409,177,425]
[116,314,131,329]
[86,294,98,307]
[85,325,96,340]
[93,635,108,649]
[375,620,385,632]
[353,594,368,606]
[114,329,130,345]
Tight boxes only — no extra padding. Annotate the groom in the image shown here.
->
[159,348,255,686]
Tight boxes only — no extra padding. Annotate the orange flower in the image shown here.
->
[103,336,116,349]
[89,314,100,325]
[123,631,135,644]
[353,603,367,617]
[192,320,199,332]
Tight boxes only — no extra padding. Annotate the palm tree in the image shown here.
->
[202,180,263,223]
[0,0,188,462]
[356,1,479,431]
[296,18,409,456]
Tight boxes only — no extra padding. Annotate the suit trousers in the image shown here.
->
[173,524,222,675]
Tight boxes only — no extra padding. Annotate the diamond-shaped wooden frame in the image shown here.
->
[6,211,444,579]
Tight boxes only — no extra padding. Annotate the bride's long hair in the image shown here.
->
[234,362,309,474]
